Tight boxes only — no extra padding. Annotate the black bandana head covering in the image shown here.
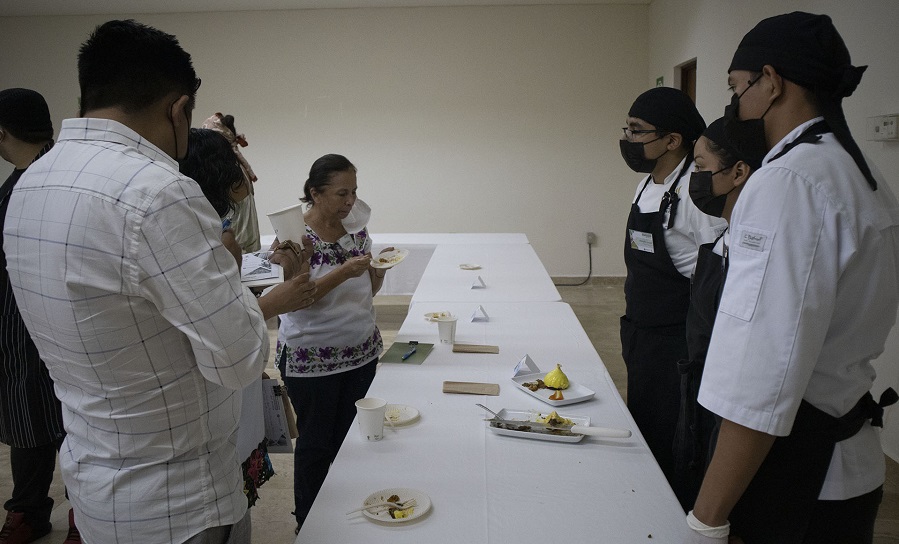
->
[0,88,53,143]
[728,12,866,100]
[728,12,877,190]
[628,87,706,143]
[703,117,759,170]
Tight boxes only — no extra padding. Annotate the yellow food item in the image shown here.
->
[543,363,570,390]
[390,507,414,519]
[549,389,564,401]
[537,411,573,426]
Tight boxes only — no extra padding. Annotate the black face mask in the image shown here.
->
[722,76,771,170]
[619,136,666,174]
[689,166,735,217]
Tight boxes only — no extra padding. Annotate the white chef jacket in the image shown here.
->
[632,157,728,276]
[699,117,899,500]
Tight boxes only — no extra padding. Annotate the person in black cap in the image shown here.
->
[672,117,757,513]
[0,88,74,543]
[618,87,726,489]
[688,12,899,543]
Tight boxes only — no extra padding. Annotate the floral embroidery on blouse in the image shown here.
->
[278,226,380,375]
[307,228,369,268]
[277,328,382,375]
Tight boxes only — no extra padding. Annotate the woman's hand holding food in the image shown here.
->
[341,254,372,279]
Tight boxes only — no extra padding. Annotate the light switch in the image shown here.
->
[866,115,899,141]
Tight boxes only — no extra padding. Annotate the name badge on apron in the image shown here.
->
[629,229,654,253]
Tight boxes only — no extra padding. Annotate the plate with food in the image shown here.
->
[384,404,420,426]
[458,263,482,270]
[424,311,452,322]
[486,408,591,443]
[511,364,595,406]
[360,488,431,523]
[371,248,409,269]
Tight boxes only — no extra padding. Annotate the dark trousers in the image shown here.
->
[5,436,63,527]
[279,358,377,529]
[801,486,883,544]
[620,317,686,484]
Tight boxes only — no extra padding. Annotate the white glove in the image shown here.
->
[686,510,729,543]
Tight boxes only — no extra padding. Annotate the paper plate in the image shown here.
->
[361,488,431,523]
[459,263,482,270]
[424,311,452,322]
[371,248,409,269]
[384,404,420,426]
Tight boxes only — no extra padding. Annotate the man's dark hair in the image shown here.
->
[180,129,244,218]
[77,19,200,116]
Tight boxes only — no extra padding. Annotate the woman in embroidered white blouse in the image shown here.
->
[276,154,387,532]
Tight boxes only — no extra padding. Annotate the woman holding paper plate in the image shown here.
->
[275,153,396,533]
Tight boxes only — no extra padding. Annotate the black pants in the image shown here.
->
[802,486,883,544]
[279,357,377,530]
[4,436,63,527]
[620,317,686,484]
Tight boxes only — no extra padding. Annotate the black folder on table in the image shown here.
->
[380,342,434,365]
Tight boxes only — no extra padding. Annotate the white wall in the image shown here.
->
[0,5,649,278]
[3,1,895,458]
[646,0,899,460]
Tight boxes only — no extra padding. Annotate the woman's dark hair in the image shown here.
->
[705,138,739,170]
[180,128,244,218]
[77,19,200,115]
[301,154,357,205]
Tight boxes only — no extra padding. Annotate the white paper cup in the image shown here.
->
[355,397,387,441]
[437,316,457,344]
[267,203,306,243]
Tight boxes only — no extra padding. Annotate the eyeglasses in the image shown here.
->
[621,127,668,139]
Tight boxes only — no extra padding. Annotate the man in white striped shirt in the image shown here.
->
[4,20,314,544]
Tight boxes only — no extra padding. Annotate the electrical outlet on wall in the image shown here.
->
[866,115,899,141]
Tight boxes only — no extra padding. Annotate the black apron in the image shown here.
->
[0,142,65,449]
[672,230,727,510]
[620,162,692,481]
[714,121,899,542]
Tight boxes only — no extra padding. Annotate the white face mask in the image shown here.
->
[341,198,371,232]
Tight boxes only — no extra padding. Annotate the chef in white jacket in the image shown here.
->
[688,12,899,544]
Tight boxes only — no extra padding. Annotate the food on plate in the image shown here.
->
[377,250,404,265]
[543,364,570,390]
[521,378,546,392]
[390,506,415,519]
[536,411,573,426]
[387,494,400,503]
[425,311,451,321]
[549,389,565,401]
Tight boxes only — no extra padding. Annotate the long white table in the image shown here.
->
[370,233,530,296]
[296,302,690,543]
[410,244,561,303]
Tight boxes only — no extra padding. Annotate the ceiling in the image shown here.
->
[1,0,648,17]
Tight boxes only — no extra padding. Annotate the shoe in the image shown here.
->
[62,509,80,544]
[0,511,51,544]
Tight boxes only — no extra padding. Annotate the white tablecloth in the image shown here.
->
[410,244,561,303]
[370,234,530,296]
[296,302,690,543]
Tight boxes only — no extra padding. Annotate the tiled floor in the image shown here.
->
[1,278,896,542]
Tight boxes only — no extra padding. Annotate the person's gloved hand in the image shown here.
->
[686,511,729,544]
